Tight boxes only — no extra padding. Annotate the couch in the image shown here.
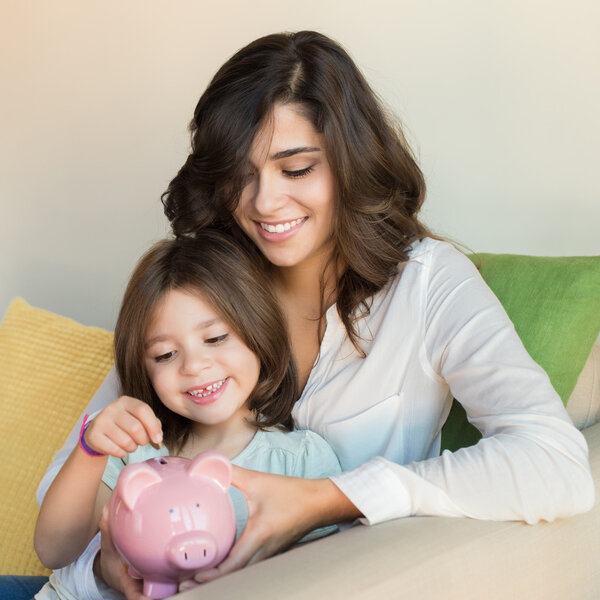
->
[1,251,599,599]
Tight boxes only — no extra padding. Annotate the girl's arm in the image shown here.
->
[36,366,121,507]
[34,396,163,569]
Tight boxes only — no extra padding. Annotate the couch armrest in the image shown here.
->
[178,421,600,600]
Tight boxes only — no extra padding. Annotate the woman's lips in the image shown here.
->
[186,378,229,405]
[255,217,307,242]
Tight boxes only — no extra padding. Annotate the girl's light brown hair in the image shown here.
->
[162,30,434,352]
[114,231,298,452]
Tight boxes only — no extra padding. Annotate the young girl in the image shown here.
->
[33,230,341,599]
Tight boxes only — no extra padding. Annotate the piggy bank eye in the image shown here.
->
[170,508,175,513]
[196,503,200,508]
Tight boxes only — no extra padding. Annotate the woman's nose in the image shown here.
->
[252,172,286,215]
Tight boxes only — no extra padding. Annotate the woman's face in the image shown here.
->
[233,103,337,272]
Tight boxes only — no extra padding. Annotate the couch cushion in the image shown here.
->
[442,254,600,451]
[567,343,600,430]
[0,298,114,575]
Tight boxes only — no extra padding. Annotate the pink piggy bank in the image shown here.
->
[108,451,236,599]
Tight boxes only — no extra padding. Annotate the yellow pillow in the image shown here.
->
[0,298,114,575]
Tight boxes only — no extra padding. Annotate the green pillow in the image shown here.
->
[441,253,600,452]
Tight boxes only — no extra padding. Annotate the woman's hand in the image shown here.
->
[84,396,163,458]
[194,465,360,582]
[95,505,149,600]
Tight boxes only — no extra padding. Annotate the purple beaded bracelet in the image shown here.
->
[78,413,104,457]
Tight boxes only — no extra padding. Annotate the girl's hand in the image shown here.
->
[96,505,150,600]
[194,466,360,582]
[83,396,163,458]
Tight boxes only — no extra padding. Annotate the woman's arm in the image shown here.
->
[196,469,360,581]
[330,242,594,525]
[197,243,595,580]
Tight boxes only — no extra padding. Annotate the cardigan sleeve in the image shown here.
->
[331,243,594,524]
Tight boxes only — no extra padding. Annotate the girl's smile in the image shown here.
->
[144,289,260,435]
[186,377,229,405]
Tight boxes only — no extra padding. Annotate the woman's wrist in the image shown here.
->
[309,477,362,527]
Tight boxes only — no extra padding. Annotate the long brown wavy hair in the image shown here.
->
[162,30,434,353]
[114,231,298,452]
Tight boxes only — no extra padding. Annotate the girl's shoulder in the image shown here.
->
[234,428,341,478]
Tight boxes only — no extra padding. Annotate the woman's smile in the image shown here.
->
[255,217,308,241]
[234,103,336,270]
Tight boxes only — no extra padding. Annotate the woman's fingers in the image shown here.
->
[98,505,149,600]
[195,466,314,583]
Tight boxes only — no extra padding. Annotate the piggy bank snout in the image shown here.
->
[166,531,218,570]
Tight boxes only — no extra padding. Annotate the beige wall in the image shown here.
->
[1,0,599,330]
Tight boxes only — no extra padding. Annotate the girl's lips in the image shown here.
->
[185,378,229,406]
[254,217,307,242]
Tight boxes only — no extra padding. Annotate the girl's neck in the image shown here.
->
[177,415,258,461]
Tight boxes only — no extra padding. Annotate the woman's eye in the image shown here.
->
[283,166,314,179]
[154,351,176,363]
[205,334,228,345]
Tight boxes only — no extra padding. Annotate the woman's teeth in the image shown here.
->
[260,218,305,233]
[188,379,225,398]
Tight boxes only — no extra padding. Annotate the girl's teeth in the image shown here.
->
[189,379,225,397]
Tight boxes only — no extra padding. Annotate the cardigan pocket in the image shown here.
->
[321,393,405,471]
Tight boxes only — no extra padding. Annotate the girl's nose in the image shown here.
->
[180,350,211,375]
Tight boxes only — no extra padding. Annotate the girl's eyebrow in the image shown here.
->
[145,318,218,348]
[270,146,321,160]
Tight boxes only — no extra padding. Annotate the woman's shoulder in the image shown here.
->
[403,237,478,280]
[408,237,468,262]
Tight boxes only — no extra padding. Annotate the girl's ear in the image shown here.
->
[115,463,163,511]
[187,450,232,491]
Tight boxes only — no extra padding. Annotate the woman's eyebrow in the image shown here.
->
[270,146,321,160]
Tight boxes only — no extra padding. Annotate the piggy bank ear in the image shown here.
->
[188,450,232,491]
[116,463,163,511]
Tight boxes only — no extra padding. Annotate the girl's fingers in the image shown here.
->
[84,397,163,456]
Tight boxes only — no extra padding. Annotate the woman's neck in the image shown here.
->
[272,251,342,393]
[272,251,339,319]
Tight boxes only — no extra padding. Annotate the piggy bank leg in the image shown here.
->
[143,579,179,599]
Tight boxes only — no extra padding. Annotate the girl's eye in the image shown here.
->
[205,334,228,345]
[283,166,314,179]
[154,351,176,363]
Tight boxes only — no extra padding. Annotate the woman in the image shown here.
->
[36,30,593,599]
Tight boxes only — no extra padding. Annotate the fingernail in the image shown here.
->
[179,580,198,591]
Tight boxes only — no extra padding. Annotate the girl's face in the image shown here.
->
[144,288,260,435]
[234,103,337,272]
